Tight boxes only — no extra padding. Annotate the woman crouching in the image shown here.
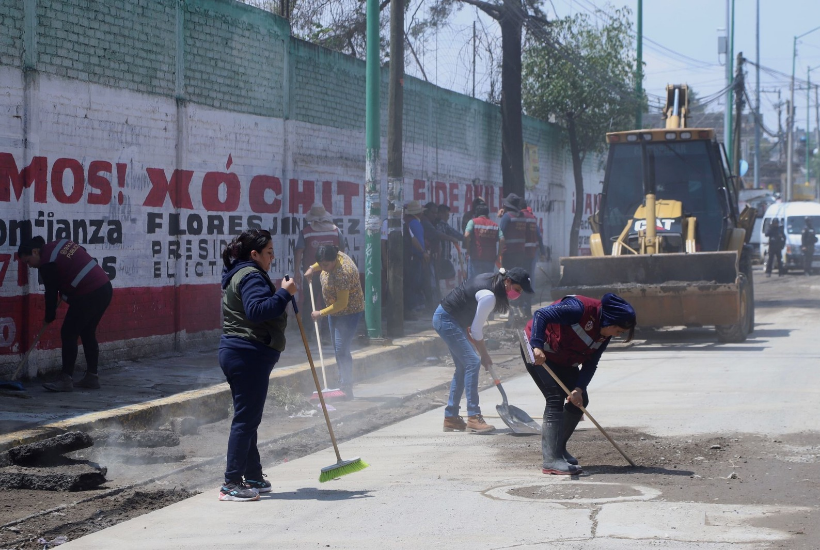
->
[526,293,636,475]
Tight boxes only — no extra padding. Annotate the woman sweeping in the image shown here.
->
[526,293,636,475]
[435,267,533,433]
[303,244,365,400]
[17,237,112,392]
[219,229,296,502]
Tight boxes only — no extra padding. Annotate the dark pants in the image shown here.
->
[803,247,814,275]
[766,248,783,275]
[219,343,279,484]
[525,359,588,421]
[404,254,425,311]
[61,281,112,376]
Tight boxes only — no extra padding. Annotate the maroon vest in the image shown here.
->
[470,216,499,262]
[503,213,528,256]
[301,225,341,267]
[521,209,539,259]
[39,239,110,298]
[525,295,608,367]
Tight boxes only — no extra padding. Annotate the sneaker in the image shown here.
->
[466,414,495,433]
[43,374,73,393]
[75,373,100,389]
[443,415,467,432]
[219,482,260,502]
[244,474,272,494]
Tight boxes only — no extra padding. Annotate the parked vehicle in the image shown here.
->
[760,201,820,273]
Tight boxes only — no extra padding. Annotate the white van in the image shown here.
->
[760,201,820,272]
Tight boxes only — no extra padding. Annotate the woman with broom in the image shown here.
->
[219,228,295,502]
[303,244,365,400]
[526,293,636,475]
[435,267,533,433]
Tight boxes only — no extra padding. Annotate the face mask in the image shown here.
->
[506,288,521,300]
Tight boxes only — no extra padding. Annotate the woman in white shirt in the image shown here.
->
[434,267,533,433]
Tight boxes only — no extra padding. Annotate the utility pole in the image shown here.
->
[635,0,643,129]
[733,53,744,177]
[788,26,820,201]
[788,37,797,200]
[386,0,404,337]
[472,21,476,98]
[754,0,760,188]
[808,66,812,190]
[726,0,735,167]
[364,0,381,339]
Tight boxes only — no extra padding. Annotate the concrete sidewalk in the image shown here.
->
[0,315,451,452]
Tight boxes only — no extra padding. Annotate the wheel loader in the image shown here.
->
[551,85,757,342]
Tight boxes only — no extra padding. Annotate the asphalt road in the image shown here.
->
[55,267,820,549]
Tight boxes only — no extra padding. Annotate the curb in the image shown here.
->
[0,331,447,453]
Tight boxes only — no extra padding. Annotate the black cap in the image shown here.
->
[424,201,437,211]
[500,266,534,293]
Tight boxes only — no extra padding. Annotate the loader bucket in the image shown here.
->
[551,252,741,327]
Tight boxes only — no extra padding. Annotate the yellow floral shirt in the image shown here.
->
[319,252,364,316]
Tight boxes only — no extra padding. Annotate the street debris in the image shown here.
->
[92,430,180,448]
[8,432,93,466]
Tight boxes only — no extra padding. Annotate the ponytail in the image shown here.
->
[490,271,510,314]
[222,229,272,268]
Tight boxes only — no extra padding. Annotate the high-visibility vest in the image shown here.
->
[525,295,608,367]
[502,213,528,256]
[39,239,110,298]
[521,209,539,259]
[301,225,342,266]
[470,216,499,262]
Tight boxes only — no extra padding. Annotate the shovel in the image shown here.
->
[485,363,541,435]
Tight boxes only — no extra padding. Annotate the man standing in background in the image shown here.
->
[463,202,502,278]
[294,204,344,341]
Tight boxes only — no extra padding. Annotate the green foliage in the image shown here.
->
[522,6,642,157]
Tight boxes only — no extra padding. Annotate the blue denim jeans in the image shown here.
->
[432,305,482,417]
[328,311,362,389]
[468,259,496,280]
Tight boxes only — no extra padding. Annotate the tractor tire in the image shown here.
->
[716,273,752,343]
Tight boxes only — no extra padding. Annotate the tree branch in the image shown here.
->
[405,30,428,81]
[457,0,502,20]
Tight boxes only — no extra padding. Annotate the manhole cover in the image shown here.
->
[484,481,660,505]
[509,484,642,500]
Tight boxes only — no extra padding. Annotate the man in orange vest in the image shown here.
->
[463,202,503,278]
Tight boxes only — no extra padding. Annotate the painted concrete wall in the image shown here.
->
[0,0,603,374]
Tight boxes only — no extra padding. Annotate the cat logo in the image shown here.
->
[585,320,594,331]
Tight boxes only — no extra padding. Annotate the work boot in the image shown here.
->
[541,412,582,475]
[443,415,467,432]
[558,409,584,466]
[43,374,73,393]
[467,414,495,434]
[75,373,100,390]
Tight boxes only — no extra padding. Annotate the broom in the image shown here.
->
[0,323,48,393]
[286,278,369,482]
[307,281,345,401]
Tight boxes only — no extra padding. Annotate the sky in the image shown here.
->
[410,0,820,134]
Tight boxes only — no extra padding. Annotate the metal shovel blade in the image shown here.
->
[486,363,541,435]
[496,403,541,435]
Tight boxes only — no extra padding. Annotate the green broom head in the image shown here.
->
[319,457,369,483]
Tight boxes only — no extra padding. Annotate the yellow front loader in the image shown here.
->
[552,85,756,342]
